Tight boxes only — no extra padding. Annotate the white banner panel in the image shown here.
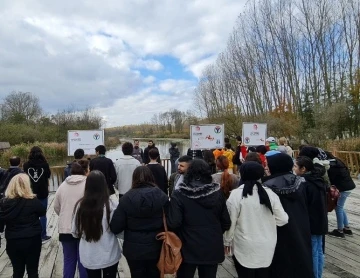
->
[67,130,104,156]
[242,123,267,146]
[190,124,225,150]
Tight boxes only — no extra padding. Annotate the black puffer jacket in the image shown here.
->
[167,181,231,264]
[328,158,356,192]
[110,184,169,261]
[302,173,328,235]
[0,197,46,239]
[23,160,51,199]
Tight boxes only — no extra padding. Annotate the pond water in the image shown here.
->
[106,138,190,161]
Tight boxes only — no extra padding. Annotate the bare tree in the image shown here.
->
[1,91,42,123]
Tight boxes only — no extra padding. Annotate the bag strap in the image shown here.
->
[162,209,168,232]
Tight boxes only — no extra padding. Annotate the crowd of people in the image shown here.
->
[0,136,356,278]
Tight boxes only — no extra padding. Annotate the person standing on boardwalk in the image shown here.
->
[110,166,169,278]
[168,155,192,196]
[262,152,313,278]
[325,151,356,238]
[23,146,52,243]
[89,145,117,198]
[293,156,327,278]
[72,170,121,278]
[212,155,239,199]
[0,174,46,278]
[167,159,231,278]
[54,160,89,278]
[0,156,24,199]
[114,142,141,198]
[143,140,161,165]
[224,162,288,278]
[169,142,180,173]
[131,139,144,164]
[64,148,87,180]
[146,148,168,195]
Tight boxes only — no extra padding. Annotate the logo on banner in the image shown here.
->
[93,133,100,140]
[74,132,79,137]
[245,137,250,144]
[253,124,258,130]
[195,126,201,131]
[214,126,222,134]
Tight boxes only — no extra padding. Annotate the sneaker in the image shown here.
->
[42,236,51,244]
[343,228,353,236]
[328,229,345,239]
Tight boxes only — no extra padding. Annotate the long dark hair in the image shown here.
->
[74,170,110,242]
[28,146,47,162]
[132,166,157,188]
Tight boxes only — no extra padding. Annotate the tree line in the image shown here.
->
[106,109,199,138]
[195,0,360,143]
[0,91,102,145]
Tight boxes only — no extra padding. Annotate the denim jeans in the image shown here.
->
[61,240,88,278]
[38,198,48,239]
[311,235,324,278]
[335,191,351,230]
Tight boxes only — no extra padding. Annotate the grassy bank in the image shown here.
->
[0,142,68,167]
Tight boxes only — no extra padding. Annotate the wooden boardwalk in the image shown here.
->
[0,180,359,277]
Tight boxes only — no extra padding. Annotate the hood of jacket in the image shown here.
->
[302,173,326,191]
[0,198,26,221]
[263,173,305,197]
[126,184,168,217]
[313,158,330,170]
[65,175,87,185]
[177,181,221,208]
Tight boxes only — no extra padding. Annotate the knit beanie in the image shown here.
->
[266,152,294,175]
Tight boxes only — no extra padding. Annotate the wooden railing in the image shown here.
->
[49,158,172,192]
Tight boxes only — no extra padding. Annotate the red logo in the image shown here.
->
[253,124,258,130]
[195,126,200,131]
[74,132,79,137]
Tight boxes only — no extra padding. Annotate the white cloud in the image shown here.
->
[0,0,247,126]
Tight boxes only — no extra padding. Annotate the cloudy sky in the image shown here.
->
[0,0,247,127]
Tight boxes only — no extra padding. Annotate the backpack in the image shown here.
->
[156,212,182,278]
[327,185,340,212]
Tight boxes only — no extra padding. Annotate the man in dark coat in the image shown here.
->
[262,152,314,278]
[0,157,24,198]
[89,145,117,196]
[143,140,161,165]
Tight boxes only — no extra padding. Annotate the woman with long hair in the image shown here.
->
[23,146,51,243]
[54,160,89,278]
[0,174,46,278]
[72,170,121,278]
[294,156,327,278]
[212,155,239,199]
[224,162,288,278]
[167,159,231,278]
[110,166,169,278]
